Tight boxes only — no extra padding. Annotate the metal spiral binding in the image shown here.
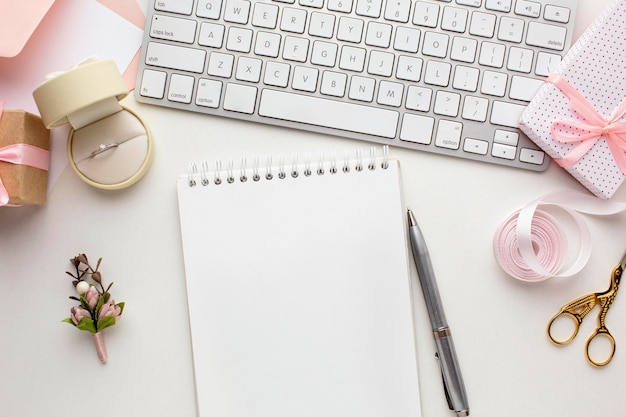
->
[187,146,389,187]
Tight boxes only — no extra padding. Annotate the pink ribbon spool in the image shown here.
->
[494,191,626,282]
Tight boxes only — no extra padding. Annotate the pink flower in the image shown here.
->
[98,301,122,323]
[70,306,91,325]
[84,286,100,310]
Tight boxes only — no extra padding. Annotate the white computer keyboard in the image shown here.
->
[135,0,577,171]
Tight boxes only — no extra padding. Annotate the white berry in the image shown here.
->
[76,281,90,295]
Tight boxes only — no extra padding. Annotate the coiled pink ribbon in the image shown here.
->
[494,191,626,282]
[0,101,50,206]
[548,73,626,173]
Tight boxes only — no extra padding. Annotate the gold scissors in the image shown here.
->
[547,251,626,366]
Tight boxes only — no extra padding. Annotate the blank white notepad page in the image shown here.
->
[177,156,421,417]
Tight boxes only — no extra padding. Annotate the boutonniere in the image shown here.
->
[62,254,125,363]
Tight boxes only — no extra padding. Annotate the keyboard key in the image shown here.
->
[481,70,507,96]
[384,0,411,23]
[526,22,567,50]
[339,45,367,71]
[252,3,279,28]
[150,15,197,44]
[493,129,519,145]
[396,56,423,82]
[223,83,258,114]
[259,89,400,138]
[283,36,310,62]
[377,81,404,107]
[311,41,339,66]
[535,51,561,76]
[139,69,167,99]
[365,21,393,47]
[509,75,543,101]
[264,62,291,87]
[145,42,206,73]
[328,0,354,13]
[320,71,347,96]
[155,0,194,15]
[337,17,365,43]
[514,0,541,18]
[405,86,432,111]
[520,148,545,164]
[292,66,319,91]
[235,56,263,82]
[226,27,253,52]
[367,50,395,76]
[424,60,451,86]
[498,16,525,43]
[356,0,383,18]
[468,11,496,38]
[422,31,449,57]
[434,91,461,116]
[450,37,477,62]
[463,137,489,154]
[461,95,488,121]
[394,27,421,52]
[400,113,434,144]
[413,1,440,28]
[254,32,282,57]
[490,100,526,128]
[544,5,570,23]
[224,0,251,24]
[441,6,468,33]
[485,0,511,12]
[207,52,234,77]
[168,73,195,103]
[452,65,479,91]
[309,12,337,38]
[506,46,533,73]
[281,7,308,33]
[198,22,225,48]
[348,76,376,101]
[196,79,222,108]
[435,119,463,149]
[479,41,505,67]
[197,0,222,19]
[492,142,516,159]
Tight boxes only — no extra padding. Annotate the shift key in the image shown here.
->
[145,42,206,73]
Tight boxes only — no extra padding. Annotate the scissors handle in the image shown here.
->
[547,310,582,345]
[585,327,616,367]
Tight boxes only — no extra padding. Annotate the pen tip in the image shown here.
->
[407,209,417,227]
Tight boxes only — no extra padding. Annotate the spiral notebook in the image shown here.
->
[176,147,422,417]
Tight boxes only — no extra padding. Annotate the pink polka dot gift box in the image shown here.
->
[519,0,626,199]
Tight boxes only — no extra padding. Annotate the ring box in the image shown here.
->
[33,59,153,190]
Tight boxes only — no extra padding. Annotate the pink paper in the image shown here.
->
[0,0,56,58]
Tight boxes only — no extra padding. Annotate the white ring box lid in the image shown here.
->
[33,59,153,190]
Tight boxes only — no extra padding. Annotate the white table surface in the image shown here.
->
[1,0,624,416]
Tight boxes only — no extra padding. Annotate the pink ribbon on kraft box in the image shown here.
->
[0,101,50,206]
[547,74,626,173]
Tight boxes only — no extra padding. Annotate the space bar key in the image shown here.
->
[258,89,399,139]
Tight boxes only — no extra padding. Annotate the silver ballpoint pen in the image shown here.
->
[407,209,469,417]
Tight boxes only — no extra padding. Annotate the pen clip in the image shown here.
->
[435,352,454,411]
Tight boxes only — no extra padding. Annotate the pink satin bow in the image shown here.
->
[0,101,50,206]
[547,74,626,173]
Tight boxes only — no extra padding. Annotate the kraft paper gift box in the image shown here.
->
[519,0,626,199]
[0,109,50,205]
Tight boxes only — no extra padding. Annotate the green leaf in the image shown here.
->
[62,318,76,325]
[76,317,97,333]
[117,302,125,315]
[97,316,116,332]
[79,295,90,311]
[95,293,106,316]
